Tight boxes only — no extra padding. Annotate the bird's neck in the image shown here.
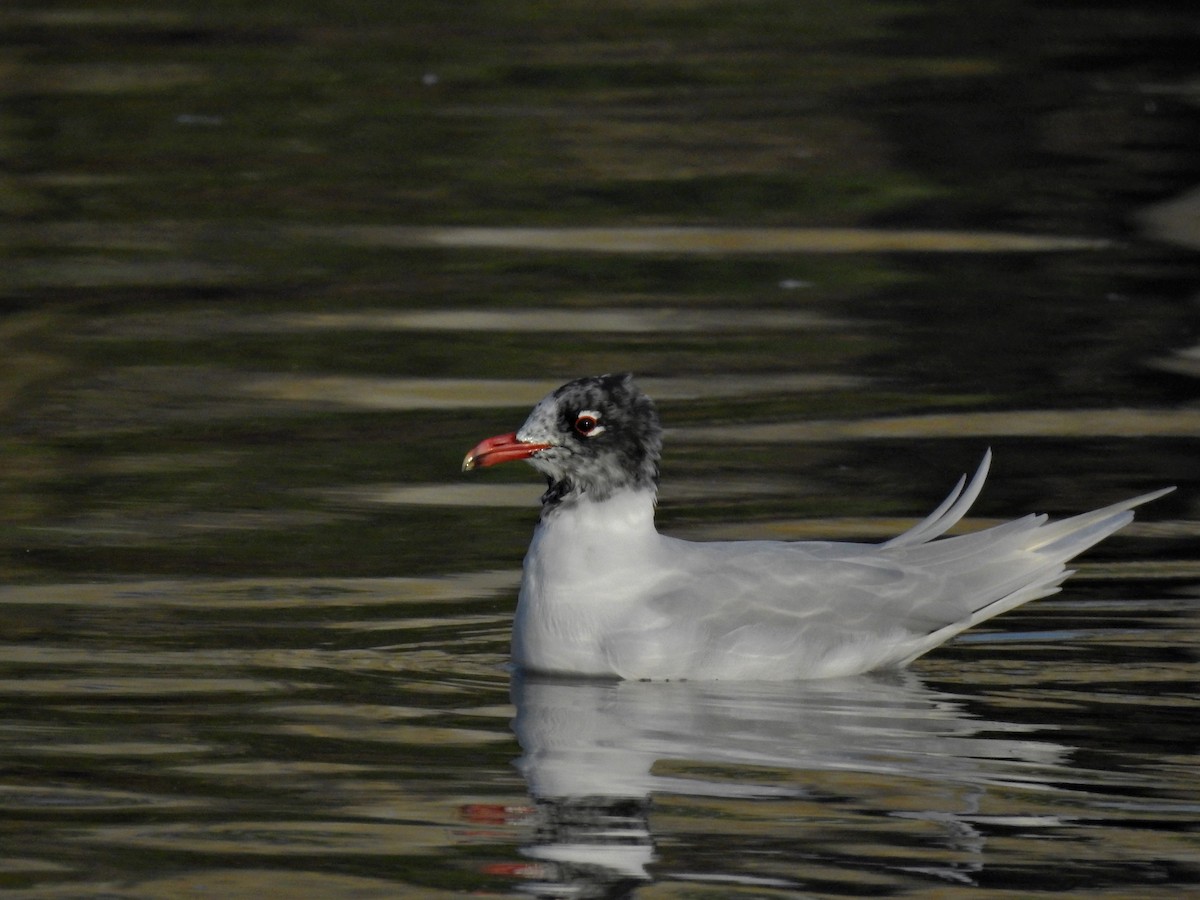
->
[539,475,658,519]
[537,485,658,535]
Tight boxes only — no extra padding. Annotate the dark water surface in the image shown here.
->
[3,1,1200,896]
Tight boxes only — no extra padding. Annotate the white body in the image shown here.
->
[512,452,1169,680]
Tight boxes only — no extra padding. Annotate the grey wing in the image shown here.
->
[610,456,1170,677]
[587,537,943,679]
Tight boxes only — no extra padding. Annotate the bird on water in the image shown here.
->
[463,373,1171,681]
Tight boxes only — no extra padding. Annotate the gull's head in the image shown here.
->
[462,373,661,506]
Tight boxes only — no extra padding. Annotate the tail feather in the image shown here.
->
[1026,487,1174,553]
[885,467,1173,667]
[898,565,1071,666]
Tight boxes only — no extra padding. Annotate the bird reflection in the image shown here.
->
[506,669,1072,897]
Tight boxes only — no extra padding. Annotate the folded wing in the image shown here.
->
[609,458,1171,679]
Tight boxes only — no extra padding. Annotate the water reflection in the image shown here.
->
[509,671,1072,894]
[290,224,1111,254]
[240,372,868,412]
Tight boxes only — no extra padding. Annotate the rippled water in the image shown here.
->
[3,1,1200,896]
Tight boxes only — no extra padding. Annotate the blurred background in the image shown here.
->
[3,0,1198,581]
[2,1,1199,897]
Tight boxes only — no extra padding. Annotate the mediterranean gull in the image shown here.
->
[463,373,1171,680]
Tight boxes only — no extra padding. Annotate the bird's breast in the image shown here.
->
[512,495,665,676]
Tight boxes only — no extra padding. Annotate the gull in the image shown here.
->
[463,374,1172,680]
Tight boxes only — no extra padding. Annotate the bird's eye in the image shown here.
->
[573,412,602,437]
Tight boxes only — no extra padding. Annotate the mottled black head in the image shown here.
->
[516,373,662,510]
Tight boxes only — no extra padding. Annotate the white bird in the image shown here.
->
[462,374,1172,680]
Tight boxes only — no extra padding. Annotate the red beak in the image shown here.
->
[462,432,552,471]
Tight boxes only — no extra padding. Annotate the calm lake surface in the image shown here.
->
[3,1,1200,896]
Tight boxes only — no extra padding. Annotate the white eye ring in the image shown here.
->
[573,410,605,438]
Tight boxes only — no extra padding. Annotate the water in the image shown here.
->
[3,1,1200,896]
